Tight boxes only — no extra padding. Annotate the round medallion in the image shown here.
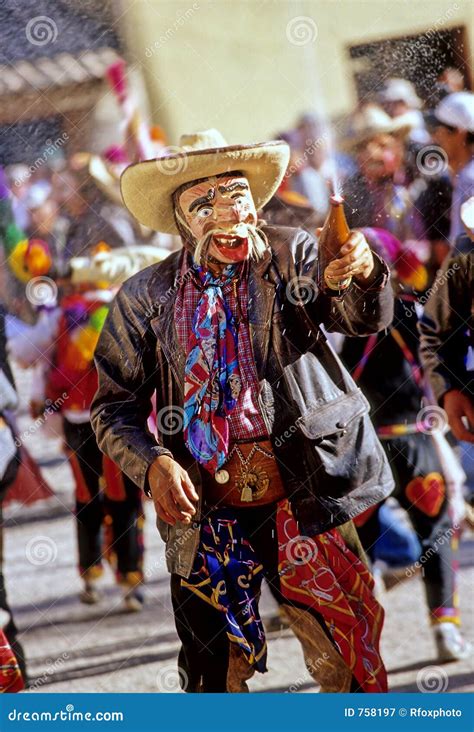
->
[215,469,230,484]
[237,468,270,502]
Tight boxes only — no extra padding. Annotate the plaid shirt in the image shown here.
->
[175,252,268,442]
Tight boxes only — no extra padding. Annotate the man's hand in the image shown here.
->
[443,390,474,443]
[148,455,199,525]
[323,230,375,287]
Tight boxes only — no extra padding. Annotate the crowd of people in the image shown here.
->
[0,60,472,692]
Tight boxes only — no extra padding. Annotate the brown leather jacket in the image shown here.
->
[91,225,394,577]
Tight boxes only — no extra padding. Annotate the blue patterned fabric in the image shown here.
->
[182,507,268,672]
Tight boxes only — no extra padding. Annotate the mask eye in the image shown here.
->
[196,206,213,219]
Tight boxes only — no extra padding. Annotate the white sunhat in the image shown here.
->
[434,91,474,132]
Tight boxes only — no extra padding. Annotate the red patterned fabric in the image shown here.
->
[175,252,267,442]
[0,630,23,692]
[277,501,388,693]
[3,446,54,507]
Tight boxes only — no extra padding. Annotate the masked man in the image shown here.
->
[91,130,394,693]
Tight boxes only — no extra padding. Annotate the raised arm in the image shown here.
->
[294,229,393,336]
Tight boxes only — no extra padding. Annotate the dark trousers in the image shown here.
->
[63,419,143,581]
[357,432,456,613]
[171,504,362,693]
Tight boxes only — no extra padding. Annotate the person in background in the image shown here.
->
[341,105,424,245]
[430,91,474,250]
[415,176,453,275]
[419,204,474,453]
[0,303,26,687]
[342,226,471,662]
[10,243,166,612]
[378,78,430,145]
[433,67,466,105]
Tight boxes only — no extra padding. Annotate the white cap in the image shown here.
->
[434,91,474,132]
[379,78,422,109]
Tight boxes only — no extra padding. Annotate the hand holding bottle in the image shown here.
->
[323,230,375,287]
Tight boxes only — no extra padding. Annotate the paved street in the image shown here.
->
[4,369,473,695]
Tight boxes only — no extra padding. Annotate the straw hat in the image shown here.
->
[120,129,290,234]
[340,104,413,152]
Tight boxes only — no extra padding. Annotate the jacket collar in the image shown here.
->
[149,244,276,389]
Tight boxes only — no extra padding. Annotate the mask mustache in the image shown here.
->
[193,223,269,266]
[202,222,251,239]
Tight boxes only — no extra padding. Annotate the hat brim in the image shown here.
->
[120,140,290,234]
[340,121,412,153]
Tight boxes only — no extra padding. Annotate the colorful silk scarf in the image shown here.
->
[183,266,242,473]
[183,500,387,692]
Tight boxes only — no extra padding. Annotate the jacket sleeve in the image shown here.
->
[418,253,473,403]
[90,280,172,492]
[295,229,394,336]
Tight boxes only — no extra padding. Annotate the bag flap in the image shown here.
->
[296,389,370,440]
